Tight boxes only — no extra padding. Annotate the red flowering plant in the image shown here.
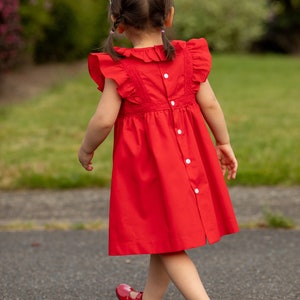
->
[0,0,23,72]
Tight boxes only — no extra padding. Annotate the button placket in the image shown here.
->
[161,67,200,197]
[172,108,195,189]
[159,66,214,238]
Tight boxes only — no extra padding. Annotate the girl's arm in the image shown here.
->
[78,78,122,171]
[196,80,238,180]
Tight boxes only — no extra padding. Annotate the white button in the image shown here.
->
[177,129,183,135]
[185,159,191,164]
[170,101,175,106]
[194,188,200,194]
[164,73,169,79]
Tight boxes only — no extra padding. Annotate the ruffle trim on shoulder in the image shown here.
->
[88,53,135,98]
[186,38,212,91]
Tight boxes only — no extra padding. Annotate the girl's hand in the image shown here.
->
[78,147,94,171]
[215,143,238,180]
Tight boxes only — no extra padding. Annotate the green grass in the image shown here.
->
[0,73,113,189]
[262,209,295,229]
[0,54,300,189]
[0,221,107,231]
[209,55,300,185]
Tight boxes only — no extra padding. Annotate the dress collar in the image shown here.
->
[114,40,185,62]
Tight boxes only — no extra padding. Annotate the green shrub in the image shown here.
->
[173,0,268,52]
[19,0,109,63]
[19,0,52,60]
[34,0,109,62]
[263,209,295,229]
[259,0,300,54]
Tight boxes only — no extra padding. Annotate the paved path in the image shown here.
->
[0,230,299,300]
[0,187,299,299]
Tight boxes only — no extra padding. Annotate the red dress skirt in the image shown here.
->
[88,38,239,256]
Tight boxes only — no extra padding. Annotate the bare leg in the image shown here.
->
[140,254,170,300]
[159,251,210,300]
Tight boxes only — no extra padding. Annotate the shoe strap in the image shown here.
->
[136,292,143,300]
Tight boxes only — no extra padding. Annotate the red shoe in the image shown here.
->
[116,283,143,300]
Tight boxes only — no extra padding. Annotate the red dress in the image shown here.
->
[88,38,239,256]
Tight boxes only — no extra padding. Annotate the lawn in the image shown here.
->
[209,55,300,185]
[0,54,299,189]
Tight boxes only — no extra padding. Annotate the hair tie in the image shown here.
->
[161,29,165,34]
[110,29,115,35]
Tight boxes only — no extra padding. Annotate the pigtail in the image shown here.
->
[102,1,124,60]
[162,0,176,60]
[103,31,124,60]
[103,20,125,60]
[103,32,115,58]
[162,28,175,61]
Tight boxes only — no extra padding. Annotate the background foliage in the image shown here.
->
[1,0,300,71]
[0,0,22,71]
[173,0,268,52]
[19,0,52,61]
[257,0,300,54]
[32,0,108,63]
[18,0,108,63]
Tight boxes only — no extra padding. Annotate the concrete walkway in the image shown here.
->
[0,187,299,299]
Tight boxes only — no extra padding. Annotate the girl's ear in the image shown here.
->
[165,7,175,28]
[117,25,125,34]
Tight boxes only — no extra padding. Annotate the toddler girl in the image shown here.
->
[78,0,239,299]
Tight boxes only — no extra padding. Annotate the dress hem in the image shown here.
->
[108,229,239,256]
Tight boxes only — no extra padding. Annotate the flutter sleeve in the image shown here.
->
[88,53,134,98]
[187,38,212,92]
